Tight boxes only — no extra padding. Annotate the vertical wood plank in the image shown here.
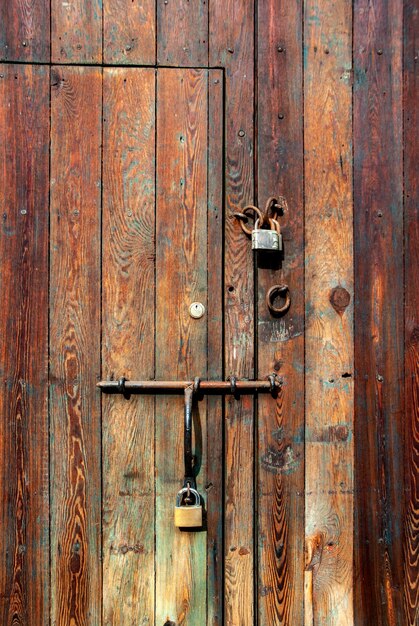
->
[51,0,102,63]
[0,63,50,626]
[206,68,224,626]
[209,3,255,624]
[354,2,404,624]
[50,66,102,626]
[304,1,354,624]
[155,68,208,626]
[257,1,305,624]
[157,0,208,67]
[403,2,419,623]
[104,0,155,64]
[0,1,50,62]
[102,67,155,626]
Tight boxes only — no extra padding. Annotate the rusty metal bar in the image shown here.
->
[97,376,281,396]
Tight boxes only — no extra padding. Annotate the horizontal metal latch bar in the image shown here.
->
[97,376,281,397]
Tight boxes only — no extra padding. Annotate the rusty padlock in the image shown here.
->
[251,217,282,252]
[174,485,203,528]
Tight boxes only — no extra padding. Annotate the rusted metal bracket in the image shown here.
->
[97,375,281,398]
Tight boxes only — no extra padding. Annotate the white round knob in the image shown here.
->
[189,302,205,319]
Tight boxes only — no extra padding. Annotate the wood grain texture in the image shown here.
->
[0,63,50,626]
[354,2,404,624]
[0,0,49,62]
[403,2,419,623]
[50,66,102,626]
[157,0,208,67]
[51,0,102,63]
[257,2,305,624]
[304,1,354,623]
[102,68,155,626]
[155,68,209,625]
[104,0,155,64]
[209,3,255,624]
[206,69,224,626]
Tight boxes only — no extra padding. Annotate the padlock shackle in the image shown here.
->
[176,486,201,507]
[184,385,196,489]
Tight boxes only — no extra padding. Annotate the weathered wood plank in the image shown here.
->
[403,3,419,623]
[50,66,102,625]
[155,68,208,625]
[257,1,305,624]
[157,0,208,67]
[102,67,155,626]
[206,68,224,626]
[0,1,50,62]
[354,2,404,624]
[304,1,354,623]
[209,3,255,623]
[51,0,102,63]
[0,63,50,626]
[104,0,155,64]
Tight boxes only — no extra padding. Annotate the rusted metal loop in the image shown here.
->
[117,376,130,399]
[274,196,288,217]
[194,376,204,401]
[265,195,288,221]
[254,217,279,233]
[233,212,248,223]
[260,196,277,226]
[268,374,277,397]
[228,375,240,399]
[270,217,281,236]
[266,284,291,317]
[235,205,264,236]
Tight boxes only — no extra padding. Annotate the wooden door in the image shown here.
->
[1,64,224,625]
[1,2,417,625]
[51,67,223,625]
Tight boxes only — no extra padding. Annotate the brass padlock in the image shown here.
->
[251,218,282,252]
[174,486,203,528]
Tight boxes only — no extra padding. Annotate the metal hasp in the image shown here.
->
[183,384,195,489]
[173,382,204,529]
[98,376,280,531]
[97,376,281,396]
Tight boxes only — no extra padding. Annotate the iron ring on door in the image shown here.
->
[266,284,291,317]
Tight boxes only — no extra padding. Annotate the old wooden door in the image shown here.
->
[1,60,225,625]
[52,66,223,624]
[1,1,417,625]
